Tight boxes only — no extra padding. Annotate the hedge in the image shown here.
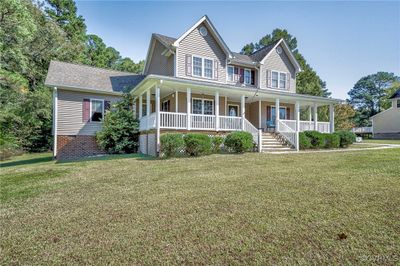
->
[335,130,356,148]
[299,132,312,149]
[184,134,212,156]
[160,133,184,157]
[304,131,325,149]
[324,133,340,148]
[224,131,253,153]
[212,136,224,153]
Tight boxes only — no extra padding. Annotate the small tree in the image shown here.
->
[96,94,139,154]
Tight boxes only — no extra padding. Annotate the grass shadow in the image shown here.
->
[0,156,53,168]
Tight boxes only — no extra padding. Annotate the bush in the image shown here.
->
[224,131,253,153]
[160,134,184,158]
[299,132,311,150]
[324,133,340,148]
[212,136,224,153]
[304,131,325,149]
[335,130,356,148]
[184,134,212,156]
[96,94,139,154]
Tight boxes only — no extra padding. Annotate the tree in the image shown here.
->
[334,103,356,131]
[348,72,398,126]
[241,28,330,98]
[96,94,139,154]
[114,58,144,74]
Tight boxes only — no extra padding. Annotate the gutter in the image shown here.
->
[45,83,123,96]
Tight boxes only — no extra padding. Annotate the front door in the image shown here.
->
[228,105,239,117]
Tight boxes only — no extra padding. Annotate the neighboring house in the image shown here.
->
[46,15,341,159]
[370,89,400,139]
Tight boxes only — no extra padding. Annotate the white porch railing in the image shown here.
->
[191,114,216,130]
[244,119,260,145]
[279,119,330,133]
[317,122,330,133]
[351,127,373,134]
[160,112,187,129]
[219,116,241,130]
[277,120,297,149]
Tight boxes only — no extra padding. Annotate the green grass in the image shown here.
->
[1,149,400,264]
[362,139,400,145]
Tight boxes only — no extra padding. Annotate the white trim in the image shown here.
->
[260,39,301,72]
[89,98,105,123]
[173,15,232,58]
[244,68,252,85]
[192,54,214,79]
[45,84,122,96]
[192,97,215,115]
[271,70,287,90]
[53,87,58,158]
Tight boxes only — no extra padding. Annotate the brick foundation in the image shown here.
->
[57,135,105,160]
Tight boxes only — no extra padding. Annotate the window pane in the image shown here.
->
[272,72,278,88]
[204,100,213,115]
[228,105,238,117]
[193,99,202,114]
[193,57,202,76]
[228,67,234,81]
[204,59,213,78]
[279,107,286,119]
[244,70,251,84]
[397,100,400,108]
[91,100,103,122]
[280,73,286,88]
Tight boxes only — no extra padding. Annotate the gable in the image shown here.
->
[146,39,174,76]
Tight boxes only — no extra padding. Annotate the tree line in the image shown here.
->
[0,0,144,154]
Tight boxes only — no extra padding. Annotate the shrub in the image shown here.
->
[224,131,253,153]
[160,134,184,158]
[299,132,311,150]
[96,94,139,153]
[212,136,224,153]
[304,131,325,149]
[324,133,340,148]
[184,134,212,156]
[335,130,356,148]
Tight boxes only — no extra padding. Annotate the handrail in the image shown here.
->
[244,118,260,145]
[277,120,297,149]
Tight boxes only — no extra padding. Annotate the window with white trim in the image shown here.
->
[192,98,214,115]
[193,56,202,77]
[91,99,104,122]
[227,66,234,82]
[271,71,279,88]
[192,56,214,79]
[397,99,400,108]
[279,73,287,89]
[244,69,251,85]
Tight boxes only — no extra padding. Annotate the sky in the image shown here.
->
[75,1,400,99]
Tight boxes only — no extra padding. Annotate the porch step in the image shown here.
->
[259,132,296,153]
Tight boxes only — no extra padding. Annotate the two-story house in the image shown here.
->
[46,15,341,159]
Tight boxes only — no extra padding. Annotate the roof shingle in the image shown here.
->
[45,61,146,94]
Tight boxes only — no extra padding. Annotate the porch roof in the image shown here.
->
[131,74,342,105]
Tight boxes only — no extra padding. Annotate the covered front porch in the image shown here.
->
[132,75,339,152]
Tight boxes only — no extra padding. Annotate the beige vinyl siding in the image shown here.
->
[372,101,400,134]
[57,89,121,135]
[146,39,174,76]
[260,44,296,93]
[176,22,227,83]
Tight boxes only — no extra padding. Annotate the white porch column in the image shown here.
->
[295,101,300,151]
[146,89,151,129]
[313,103,318,131]
[187,88,191,130]
[53,87,58,158]
[329,103,335,133]
[225,96,227,116]
[258,100,262,129]
[138,95,143,119]
[275,98,280,131]
[241,95,245,130]
[215,91,219,131]
[175,91,179,112]
[156,86,160,152]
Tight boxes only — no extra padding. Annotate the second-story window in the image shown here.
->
[193,56,202,77]
[244,69,251,85]
[204,59,213,78]
[272,71,279,88]
[279,73,287,89]
[192,56,214,79]
[227,66,234,82]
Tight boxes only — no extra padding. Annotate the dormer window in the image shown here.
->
[244,69,251,85]
[192,56,214,79]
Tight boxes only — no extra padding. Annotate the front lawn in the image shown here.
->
[362,139,400,145]
[1,149,399,264]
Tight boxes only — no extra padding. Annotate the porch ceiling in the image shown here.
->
[132,75,342,106]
